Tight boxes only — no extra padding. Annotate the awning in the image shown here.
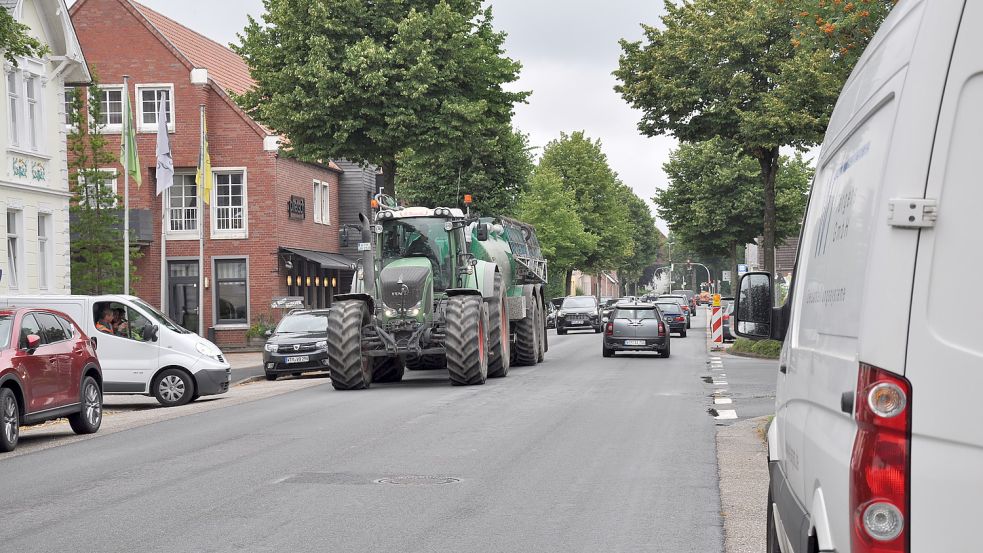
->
[281,247,356,270]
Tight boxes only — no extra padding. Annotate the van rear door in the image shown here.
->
[906,2,983,547]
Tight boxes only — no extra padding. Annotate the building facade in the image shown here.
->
[1,0,89,295]
[70,0,355,346]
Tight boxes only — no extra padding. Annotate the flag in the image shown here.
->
[121,88,142,187]
[155,93,174,195]
[196,116,213,204]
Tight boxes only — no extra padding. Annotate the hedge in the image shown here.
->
[731,337,782,359]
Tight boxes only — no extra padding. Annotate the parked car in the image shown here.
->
[0,295,230,407]
[599,297,620,321]
[262,309,333,380]
[555,296,600,334]
[734,4,983,551]
[658,294,691,329]
[654,302,687,337]
[721,301,735,341]
[602,302,669,358]
[0,308,103,452]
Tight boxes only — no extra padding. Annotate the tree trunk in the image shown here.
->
[565,267,574,296]
[381,158,397,197]
[732,242,740,298]
[757,147,780,294]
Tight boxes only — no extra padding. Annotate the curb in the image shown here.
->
[717,415,771,553]
[725,349,779,361]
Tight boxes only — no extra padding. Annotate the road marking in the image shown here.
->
[712,381,728,386]
[714,398,733,405]
[714,409,738,420]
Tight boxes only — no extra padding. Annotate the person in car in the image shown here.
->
[95,308,115,334]
[112,307,129,336]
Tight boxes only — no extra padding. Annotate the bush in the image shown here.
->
[731,337,782,359]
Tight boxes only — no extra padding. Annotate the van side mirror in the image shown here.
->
[476,223,489,242]
[339,227,350,248]
[734,272,773,339]
[143,324,159,342]
[26,334,41,352]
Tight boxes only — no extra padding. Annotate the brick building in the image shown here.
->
[70,0,356,346]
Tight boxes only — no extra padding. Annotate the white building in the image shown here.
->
[1,0,88,294]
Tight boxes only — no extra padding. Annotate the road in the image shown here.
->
[0,308,775,553]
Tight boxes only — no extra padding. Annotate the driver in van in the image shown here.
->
[95,308,114,334]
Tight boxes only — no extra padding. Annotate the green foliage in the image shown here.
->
[731,337,782,358]
[617,185,662,294]
[396,127,534,216]
[245,313,275,339]
[792,0,896,69]
[0,8,47,65]
[68,72,141,294]
[516,167,599,282]
[233,0,528,192]
[537,132,632,276]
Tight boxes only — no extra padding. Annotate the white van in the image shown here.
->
[734,1,982,552]
[0,295,231,407]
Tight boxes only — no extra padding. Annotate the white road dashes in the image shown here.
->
[708,356,737,420]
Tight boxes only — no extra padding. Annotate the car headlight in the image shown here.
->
[196,341,223,359]
[315,340,328,350]
[557,310,565,317]
[264,342,279,353]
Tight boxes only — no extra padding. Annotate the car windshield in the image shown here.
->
[381,217,453,291]
[276,313,329,334]
[614,308,659,319]
[131,298,189,334]
[0,315,11,349]
[562,297,596,309]
[656,303,681,314]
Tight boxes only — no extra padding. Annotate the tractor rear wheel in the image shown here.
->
[327,300,371,390]
[535,294,545,363]
[512,293,539,367]
[371,357,405,383]
[445,295,488,386]
[487,274,510,378]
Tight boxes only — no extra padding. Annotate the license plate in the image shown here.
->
[285,356,310,364]
[570,320,583,325]
[625,340,646,346]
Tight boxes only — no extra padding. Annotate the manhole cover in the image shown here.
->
[374,476,461,485]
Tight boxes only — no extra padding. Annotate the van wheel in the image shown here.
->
[766,489,782,553]
[68,376,102,435]
[153,368,194,407]
[0,388,19,452]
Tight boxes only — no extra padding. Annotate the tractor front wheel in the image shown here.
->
[327,301,371,390]
[445,295,489,386]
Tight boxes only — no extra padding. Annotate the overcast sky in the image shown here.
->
[75,0,673,229]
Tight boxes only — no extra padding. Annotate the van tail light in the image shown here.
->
[658,322,666,336]
[675,316,685,322]
[605,322,613,335]
[850,363,911,553]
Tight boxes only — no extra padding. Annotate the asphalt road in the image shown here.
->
[0,310,738,553]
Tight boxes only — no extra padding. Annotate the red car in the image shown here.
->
[0,308,103,452]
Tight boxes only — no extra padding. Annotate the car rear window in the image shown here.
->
[562,297,596,309]
[656,303,681,314]
[614,308,659,319]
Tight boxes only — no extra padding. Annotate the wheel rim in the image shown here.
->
[83,382,101,427]
[159,375,186,402]
[3,395,18,444]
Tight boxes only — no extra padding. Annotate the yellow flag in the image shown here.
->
[196,118,213,204]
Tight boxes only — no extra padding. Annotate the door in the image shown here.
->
[33,312,75,407]
[92,301,160,393]
[13,313,55,413]
[168,261,199,333]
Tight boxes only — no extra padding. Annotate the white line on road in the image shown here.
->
[712,381,729,386]
[714,398,733,405]
[714,409,738,420]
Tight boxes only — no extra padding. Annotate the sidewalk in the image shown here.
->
[225,351,263,370]
[717,416,770,553]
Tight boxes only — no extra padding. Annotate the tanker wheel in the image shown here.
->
[535,294,545,363]
[326,300,371,390]
[445,295,488,386]
[487,273,510,378]
[371,357,405,383]
[512,293,539,367]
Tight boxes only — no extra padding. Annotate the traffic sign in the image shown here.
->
[712,294,721,307]
[738,264,749,275]
[722,270,731,282]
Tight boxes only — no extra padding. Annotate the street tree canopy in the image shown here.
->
[0,7,46,65]
[233,0,528,194]
[617,185,663,295]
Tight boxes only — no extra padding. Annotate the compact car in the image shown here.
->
[602,302,669,357]
[555,296,600,334]
[654,302,687,337]
[263,309,332,380]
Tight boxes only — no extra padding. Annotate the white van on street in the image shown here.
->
[0,295,231,407]
[735,1,982,552]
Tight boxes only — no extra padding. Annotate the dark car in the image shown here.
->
[721,301,735,341]
[655,302,688,337]
[556,296,600,335]
[262,310,332,380]
[671,289,699,317]
[602,302,670,358]
[546,302,557,329]
[658,294,692,329]
[599,297,621,321]
[0,308,103,452]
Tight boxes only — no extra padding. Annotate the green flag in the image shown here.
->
[121,89,142,187]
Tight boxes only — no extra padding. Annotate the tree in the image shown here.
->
[616,185,662,295]
[516,167,598,299]
[657,138,811,290]
[233,0,528,194]
[0,8,46,65]
[792,0,897,69]
[396,126,534,216]
[616,0,836,281]
[537,132,632,293]
[68,75,141,294]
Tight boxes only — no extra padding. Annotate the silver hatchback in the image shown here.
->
[602,302,670,358]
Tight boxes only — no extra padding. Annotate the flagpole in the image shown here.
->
[123,75,130,295]
[198,104,205,338]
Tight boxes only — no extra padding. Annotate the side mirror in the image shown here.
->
[143,324,159,342]
[339,227,350,248]
[734,272,773,339]
[26,334,41,351]
[264,329,273,337]
[476,223,489,242]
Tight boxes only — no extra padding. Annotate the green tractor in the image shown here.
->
[327,198,548,390]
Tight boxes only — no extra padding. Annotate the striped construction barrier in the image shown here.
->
[711,305,723,347]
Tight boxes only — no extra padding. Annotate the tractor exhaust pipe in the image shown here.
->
[359,212,376,296]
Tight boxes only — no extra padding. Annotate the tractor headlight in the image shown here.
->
[407,307,420,317]
[384,307,399,318]
[443,221,453,231]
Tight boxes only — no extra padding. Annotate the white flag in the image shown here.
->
[154,93,174,195]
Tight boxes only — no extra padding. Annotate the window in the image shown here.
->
[35,312,67,343]
[212,171,246,237]
[24,74,39,151]
[7,210,21,290]
[166,174,198,235]
[64,87,76,128]
[19,313,41,349]
[313,180,330,225]
[6,63,44,152]
[96,86,124,130]
[38,213,50,290]
[7,72,19,146]
[56,315,75,339]
[136,85,174,132]
[77,168,118,208]
[215,259,248,325]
